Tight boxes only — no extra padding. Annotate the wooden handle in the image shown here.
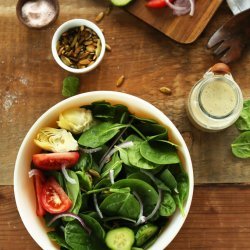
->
[209,63,231,74]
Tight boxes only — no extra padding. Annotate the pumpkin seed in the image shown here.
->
[95,11,105,22]
[159,87,172,95]
[116,75,125,87]
[105,43,111,52]
[57,26,102,69]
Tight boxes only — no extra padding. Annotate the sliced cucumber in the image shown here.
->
[135,223,158,247]
[111,0,133,7]
[105,227,135,250]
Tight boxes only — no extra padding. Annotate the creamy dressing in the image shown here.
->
[186,75,243,132]
[199,80,237,117]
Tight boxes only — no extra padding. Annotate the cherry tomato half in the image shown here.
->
[145,0,174,8]
[33,170,46,216]
[41,177,72,214]
[32,152,80,171]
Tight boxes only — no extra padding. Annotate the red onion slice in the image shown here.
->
[133,191,145,226]
[165,0,188,11]
[165,0,195,16]
[48,212,91,235]
[109,169,115,184]
[94,193,103,219]
[100,141,134,170]
[28,169,45,182]
[145,188,162,222]
[62,165,76,184]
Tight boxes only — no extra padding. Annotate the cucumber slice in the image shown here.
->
[135,223,158,247]
[105,227,135,250]
[111,0,133,7]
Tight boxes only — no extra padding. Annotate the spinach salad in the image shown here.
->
[30,101,189,250]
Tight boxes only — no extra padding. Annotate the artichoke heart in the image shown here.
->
[34,127,79,152]
[57,108,93,134]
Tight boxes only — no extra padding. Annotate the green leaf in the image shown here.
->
[126,135,159,169]
[78,122,126,148]
[76,171,92,191]
[101,152,122,178]
[111,179,158,216]
[65,221,105,250]
[62,76,80,97]
[73,153,92,171]
[47,231,72,249]
[64,170,81,220]
[100,192,140,219]
[231,131,250,158]
[159,192,176,217]
[235,107,250,131]
[140,141,180,165]
[159,169,177,191]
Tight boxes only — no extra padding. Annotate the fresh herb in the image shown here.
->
[232,99,250,158]
[62,76,80,97]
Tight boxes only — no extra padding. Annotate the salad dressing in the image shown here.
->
[186,67,243,132]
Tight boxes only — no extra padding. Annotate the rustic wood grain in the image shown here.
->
[126,0,223,44]
[1,185,250,249]
[1,1,250,185]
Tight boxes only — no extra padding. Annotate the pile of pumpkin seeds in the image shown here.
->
[57,25,102,69]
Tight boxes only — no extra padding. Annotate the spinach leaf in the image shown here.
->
[235,100,250,130]
[126,135,159,169]
[79,214,106,241]
[140,141,180,165]
[102,152,122,178]
[78,122,127,148]
[62,76,80,97]
[117,147,132,166]
[159,192,176,217]
[65,221,106,250]
[127,172,153,185]
[111,179,158,216]
[159,169,177,191]
[47,231,71,249]
[64,170,81,218]
[48,171,64,188]
[73,153,92,171]
[100,192,140,220]
[231,131,250,158]
[76,171,92,191]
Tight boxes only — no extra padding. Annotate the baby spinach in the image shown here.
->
[65,221,106,250]
[47,231,72,249]
[235,100,250,131]
[78,122,127,148]
[76,171,92,191]
[101,152,122,178]
[127,135,159,169]
[159,192,176,217]
[100,192,140,220]
[112,179,158,216]
[231,131,250,158]
[159,169,177,191]
[140,141,180,165]
[73,153,92,171]
[62,76,80,97]
[64,170,82,219]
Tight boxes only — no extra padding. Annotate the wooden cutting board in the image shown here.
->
[126,0,223,44]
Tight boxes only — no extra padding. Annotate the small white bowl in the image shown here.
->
[14,91,194,250]
[51,19,106,74]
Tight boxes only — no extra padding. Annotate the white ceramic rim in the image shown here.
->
[51,19,106,74]
[14,91,194,250]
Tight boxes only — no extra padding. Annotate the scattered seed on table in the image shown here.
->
[159,87,172,95]
[95,11,105,22]
[105,43,112,52]
[116,75,125,87]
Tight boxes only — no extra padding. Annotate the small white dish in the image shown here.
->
[51,19,106,74]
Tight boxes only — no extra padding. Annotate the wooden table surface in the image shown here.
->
[1,0,250,249]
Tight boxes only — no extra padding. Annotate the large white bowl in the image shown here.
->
[14,91,194,250]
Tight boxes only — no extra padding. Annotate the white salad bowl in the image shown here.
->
[14,91,194,250]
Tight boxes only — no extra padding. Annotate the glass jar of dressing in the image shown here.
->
[186,63,243,132]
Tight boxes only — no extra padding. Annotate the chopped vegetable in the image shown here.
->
[32,152,80,170]
[62,76,80,97]
[135,223,158,247]
[34,127,78,153]
[57,108,93,134]
[105,227,135,250]
[111,0,133,7]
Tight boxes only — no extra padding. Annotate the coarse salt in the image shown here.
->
[21,0,56,28]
